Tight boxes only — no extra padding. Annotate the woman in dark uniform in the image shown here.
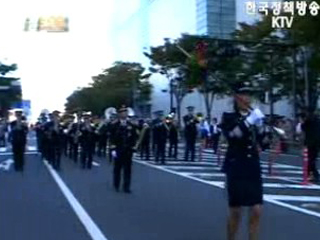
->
[220,82,266,240]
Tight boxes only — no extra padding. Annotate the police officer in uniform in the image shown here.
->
[109,106,138,193]
[44,111,63,170]
[9,110,28,171]
[219,82,266,240]
[79,112,96,169]
[183,106,198,161]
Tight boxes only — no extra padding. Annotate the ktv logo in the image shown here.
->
[245,1,320,29]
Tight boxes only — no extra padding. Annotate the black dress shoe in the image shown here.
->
[123,189,131,194]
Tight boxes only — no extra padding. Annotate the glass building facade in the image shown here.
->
[196,0,236,38]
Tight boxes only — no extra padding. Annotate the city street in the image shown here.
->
[1,135,320,240]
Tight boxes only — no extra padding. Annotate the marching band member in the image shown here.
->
[68,112,82,163]
[9,110,28,172]
[96,117,108,158]
[79,112,96,169]
[183,106,199,161]
[44,111,63,170]
[219,82,266,240]
[153,111,169,164]
[167,115,178,159]
[109,105,138,193]
[138,119,151,161]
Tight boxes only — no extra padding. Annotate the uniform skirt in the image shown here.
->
[226,176,263,207]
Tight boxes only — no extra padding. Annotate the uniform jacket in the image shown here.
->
[219,112,265,180]
[109,120,138,152]
[183,114,198,138]
[153,121,168,143]
[44,121,63,145]
[79,122,96,146]
[9,120,28,145]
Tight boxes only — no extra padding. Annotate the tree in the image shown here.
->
[233,3,320,114]
[65,62,152,116]
[144,37,193,126]
[0,62,21,118]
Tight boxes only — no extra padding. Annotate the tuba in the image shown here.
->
[104,107,117,121]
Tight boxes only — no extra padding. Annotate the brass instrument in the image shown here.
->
[134,122,149,150]
[74,116,82,144]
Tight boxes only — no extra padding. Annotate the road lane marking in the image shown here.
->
[135,160,320,219]
[92,161,100,167]
[266,195,320,202]
[266,198,320,218]
[43,160,109,240]
[27,146,37,151]
[0,152,38,156]
[0,159,13,171]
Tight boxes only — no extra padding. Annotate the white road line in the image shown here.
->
[266,195,320,202]
[92,161,100,167]
[135,160,320,219]
[206,181,320,190]
[189,173,225,177]
[265,198,320,218]
[0,152,38,156]
[263,183,320,189]
[27,146,37,151]
[43,160,109,240]
[164,166,216,170]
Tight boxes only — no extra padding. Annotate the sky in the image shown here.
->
[0,0,115,122]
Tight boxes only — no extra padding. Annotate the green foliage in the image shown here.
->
[0,62,21,117]
[233,4,320,112]
[65,62,152,116]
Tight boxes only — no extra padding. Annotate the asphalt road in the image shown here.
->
[1,134,320,240]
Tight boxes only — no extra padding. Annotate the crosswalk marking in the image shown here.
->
[135,143,320,219]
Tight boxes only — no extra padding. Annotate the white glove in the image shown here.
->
[246,108,265,126]
[111,150,117,159]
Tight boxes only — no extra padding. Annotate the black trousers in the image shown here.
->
[12,144,25,171]
[113,151,133,191]
[36,134,43,153]
[48,144,61,170]
[81,145,94,169]
[155,141,166,164]
[140,141,150,160]
[169,140,178,158]
[212,135,220,154]
[308,145,319,180]
[71,142,79,162]
[0,135,6,147]
[185,137,196,161]
[62,136,68,156]
[42,139,50,160]
[97,137,107,157]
